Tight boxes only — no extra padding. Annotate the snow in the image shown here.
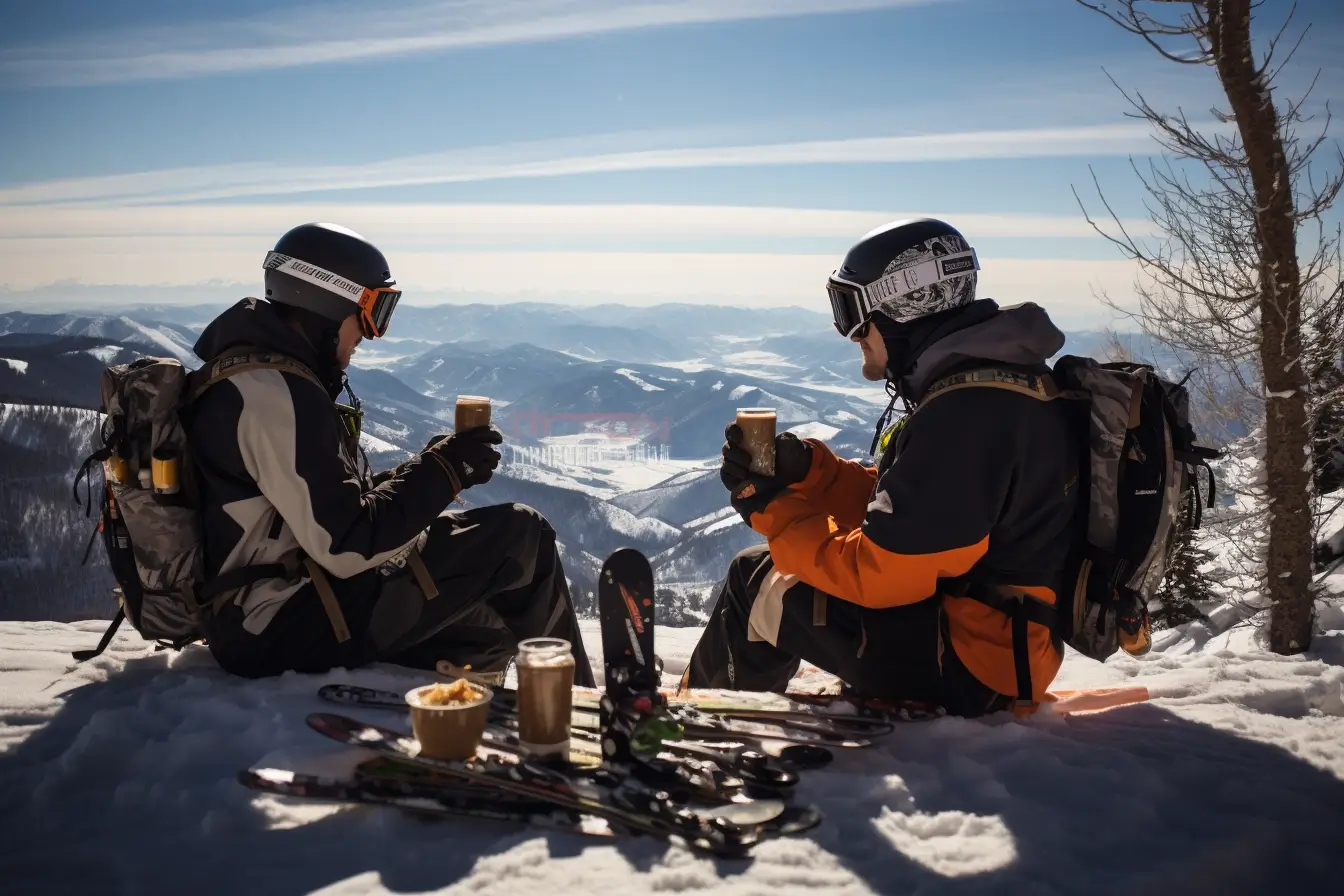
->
[350,350,413,371]
[786,422,841,442]
[720,350,801,369]
[0,402,102,451]
[3,594,1342,893]
[699,514,742,536]
[684,506,738,531]
[594,502,681,545]
[658,359,715,374]
[359,432,408,456]
[121,318,196,365]
[366,421,410,445]
[613,368,664,392]
[79,344,123,363]
[825,410,866,427]
[1,357,27,374]
[727,385,755,401]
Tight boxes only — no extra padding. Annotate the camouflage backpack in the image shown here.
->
[71,350,351,661]
[917,357,1221,706]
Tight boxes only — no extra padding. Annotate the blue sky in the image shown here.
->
[1,0,1340,326]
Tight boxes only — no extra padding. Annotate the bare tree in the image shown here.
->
[1102,328,1135,362]
[1073,0,1343,653]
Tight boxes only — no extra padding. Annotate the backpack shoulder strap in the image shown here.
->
[186,347,325,404]
[917,367,1064,416]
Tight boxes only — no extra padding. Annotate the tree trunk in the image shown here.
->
[1209,0,1314,651]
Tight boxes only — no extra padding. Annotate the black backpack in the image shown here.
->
[70,351,353,661]
[917,358,1221,707]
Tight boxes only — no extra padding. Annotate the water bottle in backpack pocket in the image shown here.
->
[72,350,346,661]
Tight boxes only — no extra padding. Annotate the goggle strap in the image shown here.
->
[264,252,370,305]
[857,248,978,307]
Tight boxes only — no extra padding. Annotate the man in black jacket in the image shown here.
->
[682,218,1078,715]
[187,222,594,684]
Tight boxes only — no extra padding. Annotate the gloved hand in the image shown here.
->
[428,426,503,489]
[720,424,812,524]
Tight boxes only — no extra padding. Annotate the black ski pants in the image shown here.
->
[683,545,1009,718]
[206,503,595,685]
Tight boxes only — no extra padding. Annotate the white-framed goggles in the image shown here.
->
[263,251,401,338]
[826,248,979,337]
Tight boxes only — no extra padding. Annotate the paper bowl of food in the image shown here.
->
[406,679,493,760]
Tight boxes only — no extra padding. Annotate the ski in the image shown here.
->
[305,711,759,856]
[351,754,795,831]
[316,683,820,784]
[318,682,885,743]
[318,683,407,711]
[238,767,616,837]
[350,756,820,838]
[319,681,892,735]
[785,686,1151,717]
[316,684,875,749]
[317,682,1141,726]
[507,687,877,745]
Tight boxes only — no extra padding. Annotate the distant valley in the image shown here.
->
[0,300,1213,627]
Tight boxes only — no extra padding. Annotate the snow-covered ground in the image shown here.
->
[2,593,1342,895]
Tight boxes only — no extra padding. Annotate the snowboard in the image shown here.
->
[597,547,658,689]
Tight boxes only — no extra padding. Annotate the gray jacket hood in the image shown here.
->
[902,302,1065,399]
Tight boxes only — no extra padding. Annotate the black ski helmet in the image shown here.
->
[826,218,979,337]
[263,223,400,337]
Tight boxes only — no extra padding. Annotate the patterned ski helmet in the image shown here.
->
[826,218,980,336]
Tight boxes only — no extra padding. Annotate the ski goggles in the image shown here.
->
[263,251,401,338]
[827,248,979,338]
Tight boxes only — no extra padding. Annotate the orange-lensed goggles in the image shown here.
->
[357,286,401,339]
[264,251,401,338]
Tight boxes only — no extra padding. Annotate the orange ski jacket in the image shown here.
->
[747,303,1079,703]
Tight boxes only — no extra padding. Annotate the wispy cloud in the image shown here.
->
[0,233,1140,323]
[0,0,943,87]
[0,122,1166,206]
[0,202,1156,243]
[0,200,1144,324]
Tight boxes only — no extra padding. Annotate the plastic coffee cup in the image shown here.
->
[735,408,777,476]
[515,637,575,760]
[405,681,493,760]
[455,395,492,432]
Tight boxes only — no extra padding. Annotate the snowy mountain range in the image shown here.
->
[0,302,1213,626]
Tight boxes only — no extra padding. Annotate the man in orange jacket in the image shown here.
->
[682,218,1079,716]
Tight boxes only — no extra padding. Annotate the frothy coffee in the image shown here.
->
[735,408,777,476]
[455,395,492,432]
[515,638,575,759]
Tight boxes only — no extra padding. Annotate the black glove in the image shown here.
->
[720,424,812,524]
[428,426,503,489]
